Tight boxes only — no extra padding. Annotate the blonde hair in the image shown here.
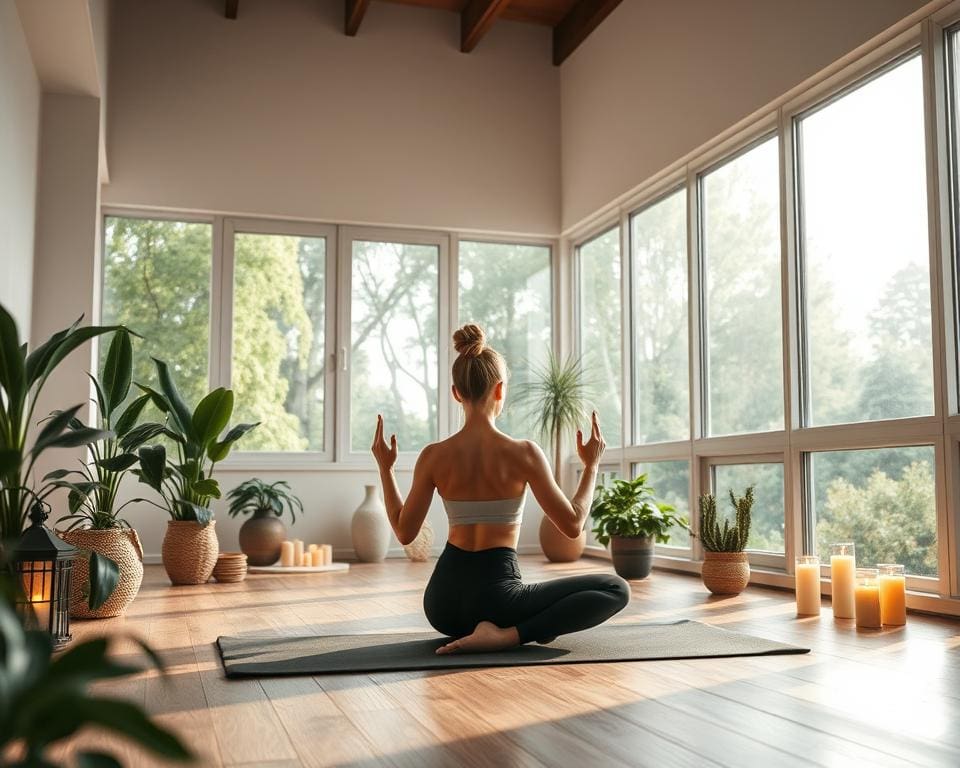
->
[452,324,507,402]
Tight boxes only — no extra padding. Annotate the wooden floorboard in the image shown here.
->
[59,557,960,767]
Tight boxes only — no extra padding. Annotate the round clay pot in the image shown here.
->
[238,511,287,566]
[610,535,654,580]
[352,485,390,562]
[701,551,750,595]
[162,520,219,585]
[58,527,144,619]
[539,515,585,562]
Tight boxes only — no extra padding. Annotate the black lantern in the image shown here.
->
[14,500,77,649]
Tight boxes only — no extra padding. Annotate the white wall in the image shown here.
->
[0,3,40,336]
[102,0,561,235]
[559,0,928,230]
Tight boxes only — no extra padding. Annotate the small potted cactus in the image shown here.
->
[697,486,753,595]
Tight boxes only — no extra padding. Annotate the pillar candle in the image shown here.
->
[293,539,304,567]
[795,556,821,616]
[310,548,322,567]
[878,563,906,626]
[308,543,318,556]
[855,568,881,629]
[321,544,333,566]
[830,543,856,619]
[280,541,295,567]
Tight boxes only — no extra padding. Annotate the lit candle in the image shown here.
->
[280,541,295,567]
[830,543,856,619]
[293,539,304,567]
[795,556,821,616]
[24,562,51,629]
[855,567,881,629]
[321,544,333,565]
[878,563,906,626]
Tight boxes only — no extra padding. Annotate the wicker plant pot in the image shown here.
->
[59,527,144,619]
[162,520,219,585]
[238,512,286,566]
[539,515,585,562]
[701,551,750,595]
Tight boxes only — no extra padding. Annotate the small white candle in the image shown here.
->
[795,556,821,616]
[280,541,295,567]
[321,544,333,565]
[293,539,304,567]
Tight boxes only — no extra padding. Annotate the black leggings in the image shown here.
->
[423,542,631,644]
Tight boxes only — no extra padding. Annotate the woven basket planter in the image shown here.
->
[403,520,434,562]
[701,551,750,595]
[162,520,219,585]
[58,527,144,619]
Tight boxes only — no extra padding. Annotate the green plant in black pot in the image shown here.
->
[129,358,259,584]
[590,473,688,580]
[227,479,303,566]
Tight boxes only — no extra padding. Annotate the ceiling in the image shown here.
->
[223,0,623,65]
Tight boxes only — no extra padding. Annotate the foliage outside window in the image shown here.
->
[632,461,690,548]
[458,241,551,440]
[700,136,784,436]
[579,227,622,447]
[712,462,784,553]
[631,189,689,444]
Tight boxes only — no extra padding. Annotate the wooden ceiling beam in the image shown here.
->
[225,0,239,20]
[553,0,623,66]
[461,0,514,53]
[345,0,372,36]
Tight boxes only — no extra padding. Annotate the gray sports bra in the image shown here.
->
[442,492,526,526]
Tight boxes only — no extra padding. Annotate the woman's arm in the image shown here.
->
[371,415,435,545]
[526,412,606,538]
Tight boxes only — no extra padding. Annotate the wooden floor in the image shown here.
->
[64,556,960,767]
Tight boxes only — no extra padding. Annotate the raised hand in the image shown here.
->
[371,414,398,471]
[576,411,605,469]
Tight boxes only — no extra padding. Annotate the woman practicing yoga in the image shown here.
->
[371,323,630,655]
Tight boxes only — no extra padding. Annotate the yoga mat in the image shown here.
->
[216,620,808,678]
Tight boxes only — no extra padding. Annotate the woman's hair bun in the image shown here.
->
[453,324,485,358]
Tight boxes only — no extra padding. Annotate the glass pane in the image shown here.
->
[712,462,785,553]
[799,55,933,425]
[232,233,326,452]
[579,228,622,446]
[458,241,551,440]
[950,31,960,407]
[351,240,438,452]
[586,466,620,548]
[631,189,689,444]
[811,446,937,577]
[701,137,783,435]
[101,217,211,408]
[633,460,691,549]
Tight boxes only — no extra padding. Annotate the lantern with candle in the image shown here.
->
[14,501,77,649]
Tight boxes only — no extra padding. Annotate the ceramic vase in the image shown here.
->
[352,485,390,562]
[238,511,287,566]
[539,515,586,562]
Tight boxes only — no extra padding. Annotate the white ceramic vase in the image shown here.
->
[352,484,390,562]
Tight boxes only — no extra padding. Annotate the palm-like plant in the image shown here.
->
[129,358,258,524]
[516,351,591,482]
[227,479,303,524]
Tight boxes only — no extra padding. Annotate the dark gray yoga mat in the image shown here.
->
[216,620,808,677]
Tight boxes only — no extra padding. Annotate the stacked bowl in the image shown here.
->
[212,552,248,583]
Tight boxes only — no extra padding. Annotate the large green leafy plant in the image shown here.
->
[698,487,754,552]
[590,473,688,546]
[516,351,590,482]
[131,359,258,524]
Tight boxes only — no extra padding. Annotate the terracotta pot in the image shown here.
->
[162,520,219,585]
[701,551,750,595]
[58,527,144,619]
[610,535,654,580]
[352,485,390,562]
[238,511,287,566]
[539,515,585,562]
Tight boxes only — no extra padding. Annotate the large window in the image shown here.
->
[711,461,785,554]
[631,190,689,444]
[231,230,330,452]
[700,136,783,436]
[810,447,937,577]
[458,241,551,440]
[579,228,622,447]
[349,239,439,453]
[634,460,691,549]
[101,216,212,408]
[797,54,933,425]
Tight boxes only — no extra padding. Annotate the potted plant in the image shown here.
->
[697,486,754,595]
[131,358,258,584]
[590,473,688,579]
[517,351,591,562]
[227,479,303,566]
[48,330,155,618]
[0,303,122,612]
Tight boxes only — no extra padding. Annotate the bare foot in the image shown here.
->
[436,621,520,655]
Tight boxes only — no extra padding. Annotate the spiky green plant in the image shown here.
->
[515,351,590,482]
[698,486,754,552]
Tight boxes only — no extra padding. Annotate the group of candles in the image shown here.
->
[795,543,906,628]
[279,539,334,567]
